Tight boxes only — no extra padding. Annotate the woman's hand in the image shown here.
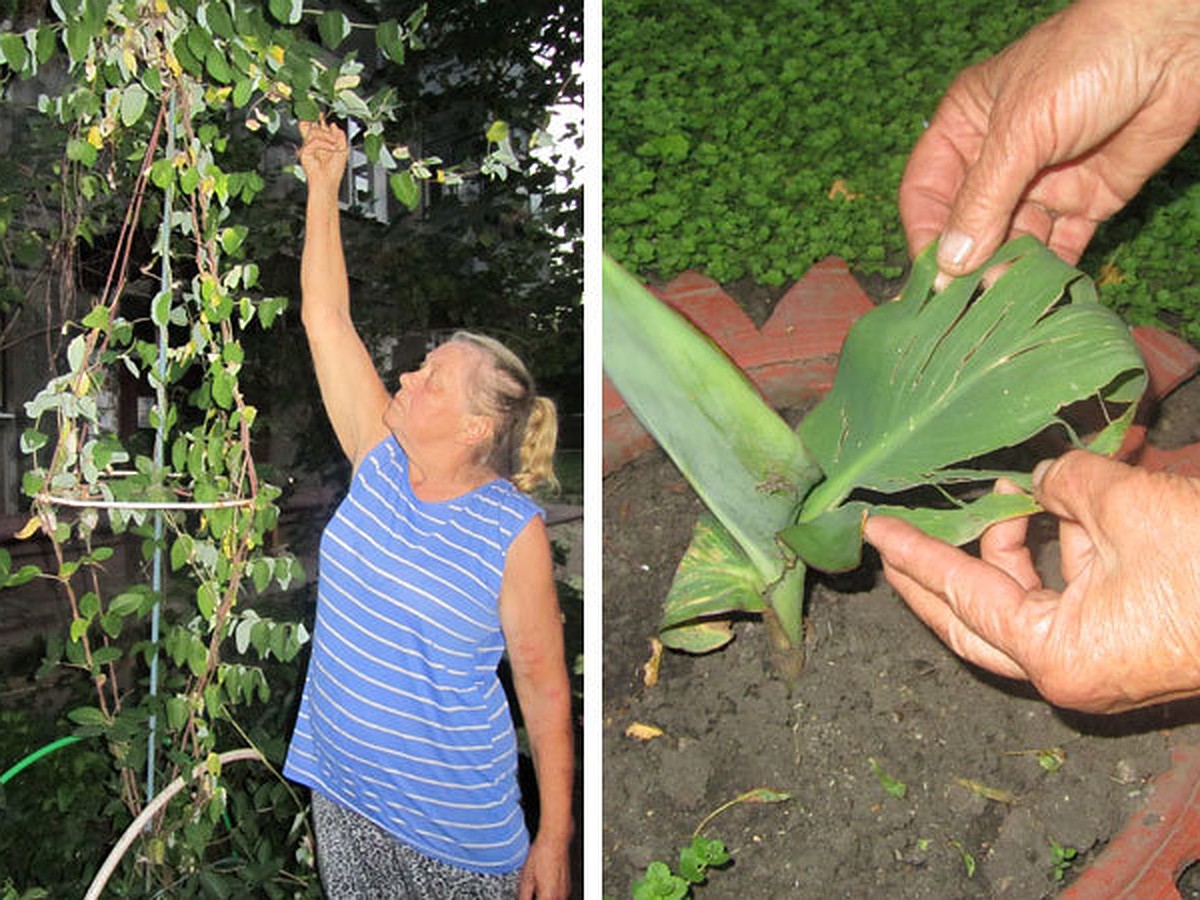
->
[900,0,1200,281]
[518,832,572,900]
[864,453,1200,713]
[297,119,348,198]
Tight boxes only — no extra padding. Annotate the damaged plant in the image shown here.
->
[603,235,1146,677]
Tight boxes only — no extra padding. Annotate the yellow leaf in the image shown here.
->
[154,0,168,11]
[625,721,663,741]
[486,120,509,143]
[86,125,104,149]
[642,638,663,687]
[15,516,41,540]
[274,81,292,99]
[1097,262,1124,287]
[123,48,137,76]
[268,45,285,66]
[165,50,182,78]
[436,169,446,183]
[827,178,861,201]
[954,777,1016,804]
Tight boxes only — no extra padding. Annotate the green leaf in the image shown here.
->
[166,696,188,731]
[212,368,234,409]
[64,20,92,64]
[268,0,302,25]
[232,77,254,109]
[197,582,217,619]
[20,428,47,453]
[869,757,908,799]
[108,591,143,617]
[292,93,320,122]
[149,158,174,190]
[120,83,148,127]
[205,3,234,39]
[364,131,383,163]
[318,10,350,49]
[179,166,200,194]
[151,289,172,327]
[603,255,817,586]
[66,138,98,168]
[389,171,420,210]
[632,861,688,900]
[0,33,29,73]
[376,20,404,63]
[659,514,765,651]
[779,502,867,573]
[81,305,109,331]
[205,46,233,84]
[67,706,108,728]
[187,638,209,677]
[869,491,1041,547]
[220,225,247,255]
[252,558,272,593]
[34,25,56,65]
[93,646,122,666]
[100,611,123,639]
[796,237,1147,559]
[486,120,509,143]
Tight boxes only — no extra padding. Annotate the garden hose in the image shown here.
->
[0,735,82,785]
[1,733,236,841]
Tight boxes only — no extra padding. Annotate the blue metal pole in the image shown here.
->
[147,91,176,807]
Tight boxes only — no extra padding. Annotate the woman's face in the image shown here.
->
[383,341,490,452]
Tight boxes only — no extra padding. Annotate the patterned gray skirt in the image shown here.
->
[311,792,522,899]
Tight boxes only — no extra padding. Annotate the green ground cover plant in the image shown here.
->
[604,0,1200,339]
[603,0,1070,284]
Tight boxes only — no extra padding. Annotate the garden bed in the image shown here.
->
[602,276,1200,898]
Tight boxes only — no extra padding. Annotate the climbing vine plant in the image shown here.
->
[0,1,515,893]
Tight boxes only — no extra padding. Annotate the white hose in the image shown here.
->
[83,747,264,900]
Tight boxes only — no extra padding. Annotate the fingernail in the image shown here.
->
[1031,459,1053,489]
[937,230,974,270]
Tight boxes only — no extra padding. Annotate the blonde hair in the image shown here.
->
[450,331,559,494]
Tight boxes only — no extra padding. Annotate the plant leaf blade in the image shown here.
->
[603,254,818,583]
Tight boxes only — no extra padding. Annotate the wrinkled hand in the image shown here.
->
[900,0,1200,281]
[297,119,348,196]
[518,834,571,900]
[864,452,1200,713]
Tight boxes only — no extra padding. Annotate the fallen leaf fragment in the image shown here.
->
[642,638,664,687]
[954,776,1016,804]
[626,721,663,741]
[827,178,861,201]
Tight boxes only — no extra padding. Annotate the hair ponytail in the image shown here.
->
[512,396,559,494]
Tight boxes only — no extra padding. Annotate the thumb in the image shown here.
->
[1031,450,1133,534]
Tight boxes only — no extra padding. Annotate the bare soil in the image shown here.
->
[601,286,1200,898]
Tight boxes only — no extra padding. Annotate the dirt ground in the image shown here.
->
[601,285,1200,898]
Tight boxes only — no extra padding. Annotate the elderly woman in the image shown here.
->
[282,121,574,899]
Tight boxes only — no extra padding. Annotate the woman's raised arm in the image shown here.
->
[298,120,390,468]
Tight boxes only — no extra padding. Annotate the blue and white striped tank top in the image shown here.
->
[283,436,543,874]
